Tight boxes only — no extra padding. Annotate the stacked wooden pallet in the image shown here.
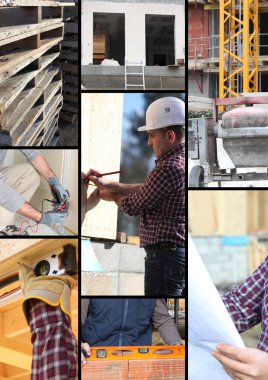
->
[0,0,70,146]
[57,2,78,125]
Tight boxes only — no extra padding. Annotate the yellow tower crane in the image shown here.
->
[219,0,259,99]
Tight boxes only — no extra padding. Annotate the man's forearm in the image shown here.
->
[152,299,181,345]
[89,176,142,195]
[31,155,56,181]
[17,202,42,222]
[99,189,124,208]
[113,183,142,195]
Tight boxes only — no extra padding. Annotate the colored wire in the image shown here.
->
[19,198,55,235]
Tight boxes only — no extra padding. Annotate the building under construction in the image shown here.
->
[188,0,268,99]
[82,0,185,90]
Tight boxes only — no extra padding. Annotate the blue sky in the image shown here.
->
[123,93,144,132]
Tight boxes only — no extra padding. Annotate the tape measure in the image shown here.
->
[86,345,185,361]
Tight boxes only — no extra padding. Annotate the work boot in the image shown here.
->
[0,225,29,236]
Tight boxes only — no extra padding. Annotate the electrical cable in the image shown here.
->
[19,198,55,235]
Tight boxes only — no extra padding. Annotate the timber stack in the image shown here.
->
[0,0,72,146]
[57,0,78,126]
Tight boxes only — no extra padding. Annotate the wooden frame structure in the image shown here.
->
[0,0,74,145]
[0,239,78,379]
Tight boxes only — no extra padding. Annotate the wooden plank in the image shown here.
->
[41,115,59,146]
[0,0,74,6]
[0,312,31,371]
[0,20,63,46]
[1,67,60,132]
[13,82,62,145]
[189,191,247,236]
[82,93,123,240]
[0,6,40,27]
[58,61,78,74]
[23,95,62,146]
[0,52,60,114]
[20,98,62,146]
[0,37,62,83]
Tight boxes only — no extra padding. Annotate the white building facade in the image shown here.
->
[82,0,185,66]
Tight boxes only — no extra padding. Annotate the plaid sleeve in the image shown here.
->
[122,163,183,216]
[222,257,268,333]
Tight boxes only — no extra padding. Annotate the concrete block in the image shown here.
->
[91,242,121,271]
[81,272,118,295]
[120,244,145,272]
[118,273,144,295]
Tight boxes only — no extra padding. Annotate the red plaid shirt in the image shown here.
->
[122,144,185,247]
[222,256,268,352]
[28,300,78,379]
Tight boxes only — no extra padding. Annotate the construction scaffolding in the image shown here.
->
[188,0,268,98]
[219,0,258,99]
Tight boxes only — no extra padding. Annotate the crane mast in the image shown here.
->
[219,0,259,99]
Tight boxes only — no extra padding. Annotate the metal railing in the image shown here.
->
[188,34,268,61]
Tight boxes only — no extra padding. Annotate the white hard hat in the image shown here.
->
[138,97,185,132]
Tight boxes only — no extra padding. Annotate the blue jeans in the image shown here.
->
[144,246,185,296]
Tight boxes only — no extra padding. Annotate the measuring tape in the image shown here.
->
[86,345,185,361]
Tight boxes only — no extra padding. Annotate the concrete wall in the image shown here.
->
[82,240,146,295]
[188,72,218,98]
[82,0,185,65]
[192,237,250,287]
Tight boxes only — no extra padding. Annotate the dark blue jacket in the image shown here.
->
[82,298,156,346]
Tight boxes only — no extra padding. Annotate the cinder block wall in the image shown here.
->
[82,241,146,295]
[192,237,249,288]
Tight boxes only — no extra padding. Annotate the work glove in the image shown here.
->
[49,177,70,204]
[39,208,69,224]
[19,263,75,323]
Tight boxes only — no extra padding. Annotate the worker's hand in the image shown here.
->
[81,169,102,183]
[99,189,123,207]
[49,177,70,204]
[99,189,115,201]
[88,175,112,190]
[88,188,101,210]
[81,343,91,366]
[212,344,268,380]
[39,209,68,224]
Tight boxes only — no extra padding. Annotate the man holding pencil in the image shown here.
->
[82,97,185,297]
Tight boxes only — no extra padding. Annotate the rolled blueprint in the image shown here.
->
[189,235,245,380]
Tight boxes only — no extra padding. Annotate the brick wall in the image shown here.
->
[82,359,185,380]
[188,4,209,59]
